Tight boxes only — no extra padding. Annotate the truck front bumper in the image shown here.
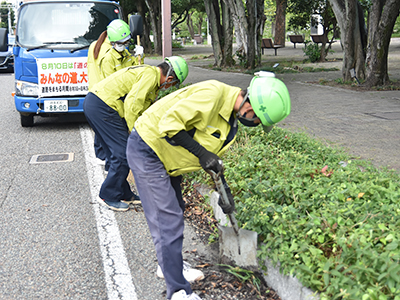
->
[15,95,85,114]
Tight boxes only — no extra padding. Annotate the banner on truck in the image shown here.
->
[37,57,88,97]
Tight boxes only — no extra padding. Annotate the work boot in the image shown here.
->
[157,261,204,283]
[98,199,129,212]
[170,289,202,300]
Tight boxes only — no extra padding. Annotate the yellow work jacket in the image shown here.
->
[87,38,112,90]
[99,48,144,79]
[134,80,241,176]
[92,65,160,131]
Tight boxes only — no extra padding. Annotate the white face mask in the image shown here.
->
[114,44,125,52]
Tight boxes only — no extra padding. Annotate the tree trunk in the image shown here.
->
[144,0,162,55]
[225,0,248,64]
[365,0,400,87]
[246,0,256,68]
[203,0,234,67]
[256,0,265,65]
[136,0,153,54]
[197,15,203,35]
[329,0,366,82]
[224,0,265,69]
[187,12,195,40]
[274,0,286,47]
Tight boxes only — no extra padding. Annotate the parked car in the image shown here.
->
[0,34,14,72]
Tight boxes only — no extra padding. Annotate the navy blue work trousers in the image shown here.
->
[126,130,191,299]
[83,92,134,202]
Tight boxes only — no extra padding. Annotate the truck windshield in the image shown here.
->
[17,2,121,48]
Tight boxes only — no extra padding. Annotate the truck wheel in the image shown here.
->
[20,113,34,127]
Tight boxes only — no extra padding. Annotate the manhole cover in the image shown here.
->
[366,112,400,120]
[29,153,74,164]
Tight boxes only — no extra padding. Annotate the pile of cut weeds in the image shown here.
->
[182,181,281,300]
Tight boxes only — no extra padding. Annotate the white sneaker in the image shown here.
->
[170,289,202,300]
[95,158,106,166]
[157,261,205,283]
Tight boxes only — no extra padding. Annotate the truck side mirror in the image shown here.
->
[129,15,143,38]
[0,28,8,52]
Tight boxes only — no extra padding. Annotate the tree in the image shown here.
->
[0,1,14,31]
[203,0,234,67]
[179,9,206,41]
[118,0,153,54]
[186,11,195,39]
[184,10,206,40]
[222,0,265,69]
[329,0,400,87]
[144,0,163,55]
[135,0,153,54]
[264,0,277,36]
[119,0,206,55]
[365,0,400,86]
[328,1,366,81]
[172,0,205,32]
[274,0,287,46]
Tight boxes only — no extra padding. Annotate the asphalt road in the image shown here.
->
[0,72,166,299]
[0,69,226,300]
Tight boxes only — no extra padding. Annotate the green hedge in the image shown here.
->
[189,126,400,300]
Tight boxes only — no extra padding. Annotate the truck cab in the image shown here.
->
[9,0,123,126]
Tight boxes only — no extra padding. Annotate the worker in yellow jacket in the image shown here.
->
[87,19,143,89]
[87,19,144,169]
[126,75,291,300]
[83,57,188,212]
[99,19,144,79]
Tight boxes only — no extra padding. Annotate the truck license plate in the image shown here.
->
[44,100,68,112]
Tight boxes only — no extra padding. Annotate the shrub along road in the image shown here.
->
[166,39,400,299]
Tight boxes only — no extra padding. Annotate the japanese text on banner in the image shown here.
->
[37,57,89,97]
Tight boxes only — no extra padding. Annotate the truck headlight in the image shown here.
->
[15,80,39,97]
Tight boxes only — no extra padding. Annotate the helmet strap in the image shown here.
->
[236,90,258,121]
[159,77,179,90]
[160,61,179,89]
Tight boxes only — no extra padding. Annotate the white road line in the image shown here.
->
[79,124,137,300]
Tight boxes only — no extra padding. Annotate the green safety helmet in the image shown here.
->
[248,75,291,132]
[165,56,189,84]
[107,19,131,43]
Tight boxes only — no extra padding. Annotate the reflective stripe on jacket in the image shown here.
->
[92,65,160,131]
[134,80,241,176]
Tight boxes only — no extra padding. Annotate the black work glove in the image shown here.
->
[197,148,223,174]
[170,130,223,173]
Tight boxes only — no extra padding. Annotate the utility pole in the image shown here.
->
[161,0,172,58]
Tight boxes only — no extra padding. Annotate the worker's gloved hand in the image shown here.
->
[198,150,223,174]
[134,45,144,56]
[170,130,223,173]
